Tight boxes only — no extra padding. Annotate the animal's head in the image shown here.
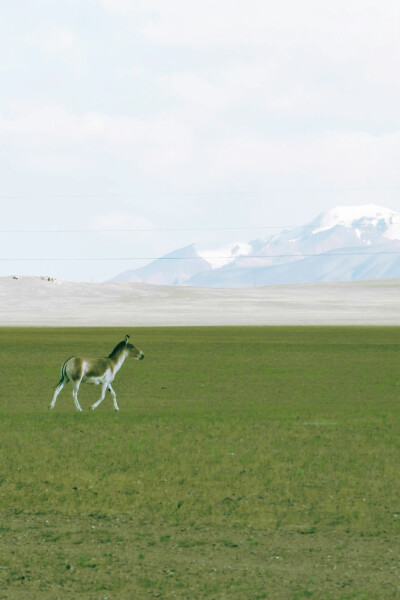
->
[124,334,144,361]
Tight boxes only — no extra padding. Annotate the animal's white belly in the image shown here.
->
[83,375,108,385]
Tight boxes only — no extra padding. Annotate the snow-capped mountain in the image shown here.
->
[110,205,400,287]
[110,241,252,285]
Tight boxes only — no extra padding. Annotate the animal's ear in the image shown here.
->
[125,334,130,344]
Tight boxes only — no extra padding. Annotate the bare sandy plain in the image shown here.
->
[0,275,399,326]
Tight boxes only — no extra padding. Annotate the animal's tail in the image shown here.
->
[53,356,73,388]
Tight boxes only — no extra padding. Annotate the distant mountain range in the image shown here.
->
[110,204,400,287]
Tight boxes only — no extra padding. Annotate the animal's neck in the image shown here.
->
[111,348,128,374]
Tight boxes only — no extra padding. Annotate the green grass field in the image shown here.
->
[1,326,400,599]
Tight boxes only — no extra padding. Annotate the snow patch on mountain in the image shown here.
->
[311,204,399,241]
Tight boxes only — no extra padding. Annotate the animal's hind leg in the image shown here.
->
[108,383,119,411]
[72,380,83,412]
[49,379,67,410]
[90,382,108,411]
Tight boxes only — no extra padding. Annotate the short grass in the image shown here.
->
[0,326,400,599]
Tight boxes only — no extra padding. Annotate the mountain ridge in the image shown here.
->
[109,204,400,287]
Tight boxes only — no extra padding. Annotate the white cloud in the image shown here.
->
[161,61,330,118]
[28,26,84,66]
[101,0,400,109]
[0,103,194,173]
[2,4,400,190]
[147,0,399,126]
[207,130,400,188]
[91,212,154,232]
[120,0,399,54]
[160,72,234,110]
[100,0,142,14]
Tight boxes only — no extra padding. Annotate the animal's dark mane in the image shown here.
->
[108,341,127,358]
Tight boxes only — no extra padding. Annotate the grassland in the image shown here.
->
[0,326,399,599]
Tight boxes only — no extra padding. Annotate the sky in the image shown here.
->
[1,0,400,281]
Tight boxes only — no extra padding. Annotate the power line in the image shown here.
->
[0,226,309,233]
[1,185,400,199]
[2,251,400,261]
[2,223,400,234]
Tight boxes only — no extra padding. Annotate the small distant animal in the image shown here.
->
[49,335,144,412]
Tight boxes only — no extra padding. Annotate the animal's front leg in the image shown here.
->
[90,382,108,411]
[72,381,83,412]
[108,383,119,411]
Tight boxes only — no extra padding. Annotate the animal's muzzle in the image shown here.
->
[139,352,144,361]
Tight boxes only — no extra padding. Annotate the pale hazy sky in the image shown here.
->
[1,0,400,280]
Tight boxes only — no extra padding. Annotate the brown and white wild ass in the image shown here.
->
[49,335,144,412]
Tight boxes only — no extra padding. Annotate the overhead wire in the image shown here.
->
[1,223,400,234]
[1,184,400,199]
[1,251,400,261]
